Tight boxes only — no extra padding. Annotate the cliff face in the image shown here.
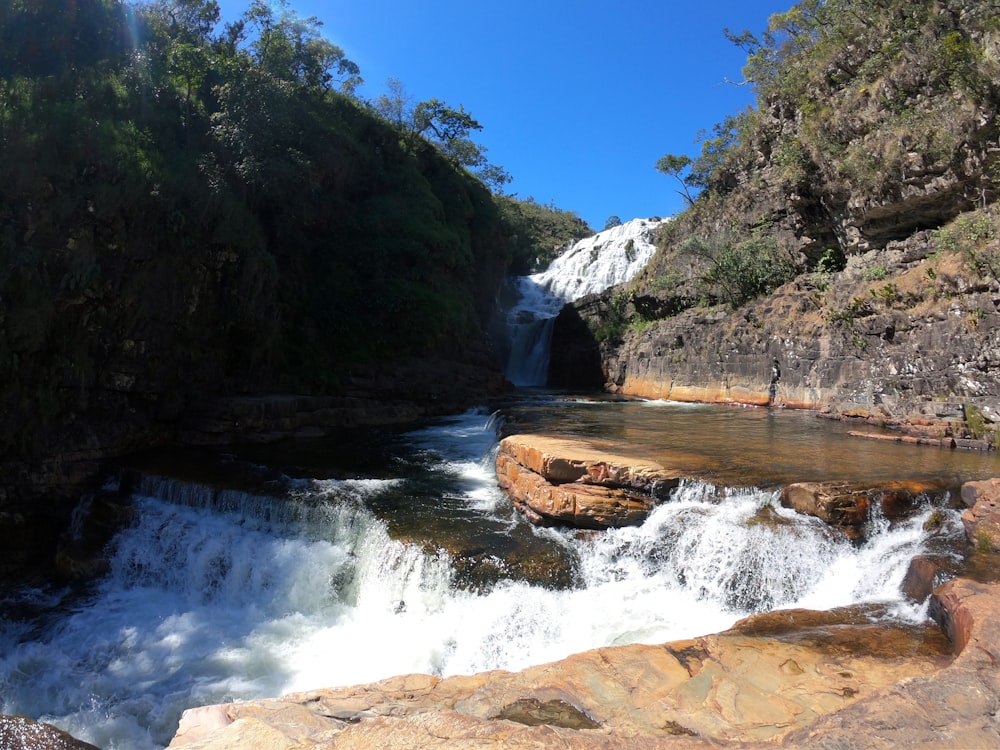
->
[0,4,514,577]
[553,0,1000,442]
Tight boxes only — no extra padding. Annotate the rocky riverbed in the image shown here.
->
[160,449,1000,749]
[163,574,998,749]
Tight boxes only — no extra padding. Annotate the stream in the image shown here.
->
[2,394,999,749]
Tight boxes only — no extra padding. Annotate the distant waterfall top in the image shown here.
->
[533,217,665,303]
[502,217,666,387]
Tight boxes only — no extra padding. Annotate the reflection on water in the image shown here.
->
[500,394,1000,489]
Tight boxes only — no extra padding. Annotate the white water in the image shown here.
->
[504,217,664,386]
[0,408,957,749]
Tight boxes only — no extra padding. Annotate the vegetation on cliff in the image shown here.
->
[644,0,1000,299]
[0,0,578,476]
[558,0,1000,442]
[496,196,593,275]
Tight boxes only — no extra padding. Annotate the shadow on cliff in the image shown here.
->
[547,304,605,390]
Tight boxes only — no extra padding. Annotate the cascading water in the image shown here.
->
[504,217,664,386]
[0,406,964,749]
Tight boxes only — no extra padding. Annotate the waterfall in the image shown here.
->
[0,408,960,750]
[504,217,664,386]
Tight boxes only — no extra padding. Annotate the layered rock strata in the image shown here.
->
[495,434,683,528]
[167,577,1000,750]
[554,238,1000,445]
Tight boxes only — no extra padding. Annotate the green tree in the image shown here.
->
[604,215,622,230]
[370,78,510,191]
[236,0,361,93]
[654,153,696,205]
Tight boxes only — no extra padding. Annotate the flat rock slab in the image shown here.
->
[961,478,1000,551]
[166,580,1000,750]
[495,434,685,528]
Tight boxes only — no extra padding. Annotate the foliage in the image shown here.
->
[816,246,846,274]
[604,215,622,230]
[0,0,514,462]
[369,77,510,191]
[680,227,797,309]
[497,196,593,274]
[654,154,696,205]
[695,0,1000,208]
[932,206,1000,278]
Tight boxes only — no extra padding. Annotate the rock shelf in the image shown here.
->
[495,434,685,528]
[166,577,1000,749]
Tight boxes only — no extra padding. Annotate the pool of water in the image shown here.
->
[498,393,1000,489]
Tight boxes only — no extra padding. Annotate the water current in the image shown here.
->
[503,218,662,385]
[2,396,998,749]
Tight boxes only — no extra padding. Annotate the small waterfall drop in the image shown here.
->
[0,407,965,750]
[504,217,664,386]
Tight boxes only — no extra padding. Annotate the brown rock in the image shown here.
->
[495,435,682,528]
[960,478,1000,551]
[789,578,1000,749]
[901,555,939,602]
[960,478,1000,508]
[781,480,930,527]
[168,600,963,750]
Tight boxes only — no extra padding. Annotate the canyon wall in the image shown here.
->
[552,1,1000,442]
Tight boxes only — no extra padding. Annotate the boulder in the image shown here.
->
[901,555,939,602]
[960,478,1000,551]
[495,435,682,528]
[780,480,934,528]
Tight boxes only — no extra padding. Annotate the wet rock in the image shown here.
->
[491,698,601,730]
[960,478,1000,551]
[901,555,939,602]
[0,715,100,750]
[780,480,932,528]
[495,435,682,528]
[54,490,135,581]
[793,578,1000,749]
[168,591,968,749]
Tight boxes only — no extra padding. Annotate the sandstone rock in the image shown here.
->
[495,435,682,528]
[960,478,1000,551]
[780,480,932,527]
[788,578,1000,749]
[960,477,1000,508]
[168,594,975,750]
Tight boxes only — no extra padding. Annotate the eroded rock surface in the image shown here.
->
[495,434,682,528]
[961,478,1000,552]
[167,579,1000,750]
[780,480,940,529]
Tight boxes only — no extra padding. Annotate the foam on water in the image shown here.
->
[0,409,957,749]
[504,218,664,386]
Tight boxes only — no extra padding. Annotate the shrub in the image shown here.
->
[683,228,797,309]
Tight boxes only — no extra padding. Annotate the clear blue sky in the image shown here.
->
[217,0,792,230]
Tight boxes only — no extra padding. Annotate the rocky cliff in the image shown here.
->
[552,0,1000,443]
[0,2,517,579]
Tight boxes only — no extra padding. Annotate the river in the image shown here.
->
[2,393,998,749]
